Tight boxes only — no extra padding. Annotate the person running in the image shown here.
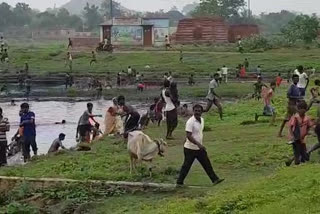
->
[161,80,178,139]
[253,76,268,100]
[255,82,277,125]
[0,107,10,167]
[221,65,228,83]
[76,103,102,143]
[188,74,195,86]
[204,74,223,120]
[67,38,73,49]
[90,51,97,66]
[177,104,224,187]
[20,103,37,162]
[285,101,313,166]
[294,65,309,97]
[117,96,140,135]
[278,74,303,137]
[179,50,183,63]
[48,133,66,154]
[276,73,283,87]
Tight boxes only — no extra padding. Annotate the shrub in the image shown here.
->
[242,35,272,51]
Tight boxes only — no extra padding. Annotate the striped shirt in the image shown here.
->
[0,118,10,142]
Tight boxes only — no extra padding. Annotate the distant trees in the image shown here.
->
[192,0,245,19]
[281,14,319,44]
[83,3,102,31]
[100,0,123,19]
[259,10,297,34]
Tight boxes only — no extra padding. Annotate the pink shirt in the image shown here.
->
[288,114,313,144]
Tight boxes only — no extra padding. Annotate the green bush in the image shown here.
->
[67,87,78,97]
[242,35,272,51]
[6,202,38,214]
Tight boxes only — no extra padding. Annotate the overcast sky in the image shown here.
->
[2,0,320,14]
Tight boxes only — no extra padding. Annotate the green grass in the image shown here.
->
[2,40,320,77]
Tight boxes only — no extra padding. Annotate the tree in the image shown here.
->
[259,10,296,34]
[228,9,258,25]
[192,0,245,19]
[0,3,14,31]
[100,0,122,19]
[13,3,33,27]
[281,14,319,44]
[182,2,199,16]
[83,3,102,31]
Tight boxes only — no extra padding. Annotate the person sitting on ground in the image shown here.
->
[255,82,277,125]
[204,73,223,120]
[285,101,313,166]
[188,74,195,86]
[253,76,268,100]
[276,73,283,87]
[48,133,66,154]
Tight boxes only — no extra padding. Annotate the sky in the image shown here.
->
[2,0,320,14]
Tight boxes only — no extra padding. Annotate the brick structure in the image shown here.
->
[71,37,100,48]
[228,24,260,43]
[175,17,229,44]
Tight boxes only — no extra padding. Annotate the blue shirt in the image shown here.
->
[20,111,36,137]
[287,84,301,100]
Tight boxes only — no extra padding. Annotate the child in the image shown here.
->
[253,76,268,100]
[137,82,145,92]
[48,133,66,154]
[285,101,313,166]
[255,82,277,125]
[276,73,283,87]
[90,51,97,66]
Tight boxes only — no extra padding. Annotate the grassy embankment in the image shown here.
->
[1,82,320,213]
[1,41,320,77]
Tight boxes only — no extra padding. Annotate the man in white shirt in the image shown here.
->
[177,104,224,186]
[221,65,228,83]
[204,73,223,120]
[161,80,178,139]
[294,65,309,97]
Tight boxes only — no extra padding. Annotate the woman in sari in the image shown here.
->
[104,98,123,135]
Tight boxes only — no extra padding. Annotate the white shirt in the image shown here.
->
[167,75,173,82]
[206,79,218,101]
[128,68,132,75]
[222,67,228,75]
[294,70,308,88]
[184,116,204,150]
[162,89,175,112]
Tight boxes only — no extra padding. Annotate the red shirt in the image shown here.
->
[276,76,283,86]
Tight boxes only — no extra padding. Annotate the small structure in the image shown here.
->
[100,18,170,46]
[228,24,260,43]
[175,17,229,44]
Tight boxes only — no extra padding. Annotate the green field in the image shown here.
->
[1,41,320,78]
[1,82,320,213]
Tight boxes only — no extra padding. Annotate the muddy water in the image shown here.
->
[2,100,148,156]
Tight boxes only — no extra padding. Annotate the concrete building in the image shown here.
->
[100,17,170,46]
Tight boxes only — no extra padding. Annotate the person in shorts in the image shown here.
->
[278,74,303,137]
[204,73,223,120]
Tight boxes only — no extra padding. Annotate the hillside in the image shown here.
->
[61,0,134,15]
[62,0,103,15]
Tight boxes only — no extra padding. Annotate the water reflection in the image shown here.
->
[1,100,114,155]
